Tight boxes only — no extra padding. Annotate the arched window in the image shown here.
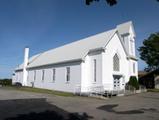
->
[113,53,120,71]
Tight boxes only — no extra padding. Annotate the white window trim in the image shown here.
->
[133,63,136,74]
[66,67,70,83]
[94,59,97,83]
[52,68,56,83]
[130,40,134,55]
[42,70,45,82]
[27,71,29,81]
[34,70,36,81]
[113,53,120,72]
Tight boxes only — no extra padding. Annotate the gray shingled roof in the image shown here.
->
[16,21,133,70]
[117,21,136,37]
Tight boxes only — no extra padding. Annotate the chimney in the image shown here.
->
[22,47,29,86]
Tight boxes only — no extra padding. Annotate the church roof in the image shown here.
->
[117,21,136,37]
[16,21,133,70]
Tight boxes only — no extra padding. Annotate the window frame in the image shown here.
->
[42,69,45,82]
[133,63,136,74]
[66,67,70,83]
[130,40,134,55]
[52,68,56,82]
[34,70,36,81]
[27,71,29,81]
[94,59,97,82]
[113,53,120,71]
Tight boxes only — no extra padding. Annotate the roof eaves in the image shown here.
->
[103,29,117,48]
[127,56,138,61]
[27,58,83,70]
[15,68,23,72]
[88,47,105,54]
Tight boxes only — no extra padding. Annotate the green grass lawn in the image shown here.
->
[4,86,75,97]
[147,89,159,92]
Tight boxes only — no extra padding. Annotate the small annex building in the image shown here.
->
[139,69,159,89]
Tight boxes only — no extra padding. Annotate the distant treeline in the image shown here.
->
[0,78,12,86]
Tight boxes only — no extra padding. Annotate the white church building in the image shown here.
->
[12,21,138,94]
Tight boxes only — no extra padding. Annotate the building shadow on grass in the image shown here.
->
[0,98,92,120]
[97,104,158,114]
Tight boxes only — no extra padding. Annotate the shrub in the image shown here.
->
[0,79,12,86]
[128,76,139,90]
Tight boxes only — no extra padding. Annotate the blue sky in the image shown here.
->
[0,0,159,78]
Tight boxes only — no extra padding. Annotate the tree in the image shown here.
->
[128,76,139,90]
[86,0,117,6]
[138,32,159,71]
[86,0,159,6]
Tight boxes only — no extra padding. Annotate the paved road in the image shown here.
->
[0,88,159,120]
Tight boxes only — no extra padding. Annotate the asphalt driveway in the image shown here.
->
[0,87,159,120]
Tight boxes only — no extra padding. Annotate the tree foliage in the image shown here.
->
[86,0,159,6]
[138,32,159,71]
[128,76,139,90]
[0,79,12,86]
[86,0,117,6]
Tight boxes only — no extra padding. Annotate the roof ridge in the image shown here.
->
[27,28,116,60]
[15,28,118,70]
